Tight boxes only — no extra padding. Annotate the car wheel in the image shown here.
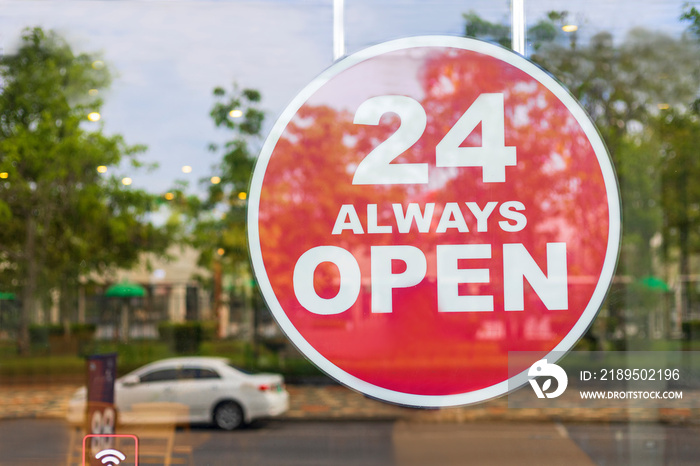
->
[213,401,244,431]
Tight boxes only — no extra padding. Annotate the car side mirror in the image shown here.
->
[122,374,140,386]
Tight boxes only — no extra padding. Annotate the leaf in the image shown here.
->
[542,379,552,393]
[0,27,173,354]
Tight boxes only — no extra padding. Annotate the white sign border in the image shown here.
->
[248,35,621,408]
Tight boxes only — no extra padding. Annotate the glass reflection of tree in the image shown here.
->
[257,45,617,393]
[259,104,410,302]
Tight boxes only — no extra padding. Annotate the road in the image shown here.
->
[0,419,699,465]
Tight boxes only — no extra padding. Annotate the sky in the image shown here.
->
[0,0,693,195]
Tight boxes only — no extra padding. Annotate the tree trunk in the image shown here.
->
[17,215,38,355]
[679,165,691,337]
[680,222,691,331]
[213,259,223,338]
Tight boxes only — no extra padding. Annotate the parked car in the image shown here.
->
[67,356,289,430]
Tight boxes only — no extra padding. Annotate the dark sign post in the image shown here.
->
[85,353,118,464]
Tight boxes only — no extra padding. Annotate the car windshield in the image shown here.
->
[1,1,700,465]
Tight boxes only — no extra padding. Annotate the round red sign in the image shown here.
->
[248,36,620,407]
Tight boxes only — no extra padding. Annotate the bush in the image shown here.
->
[158,322,204,354]
[29,324,64,347]
[29,323,96,340]
[70,323,97,337]
[200,321,217,341]
[28,323,97,355]
[682,320,700,339]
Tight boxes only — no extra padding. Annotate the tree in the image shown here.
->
[657,110,700,318]
[203,85,264,266]
[460,7,700,344]
[167,84,265,338]
[534,18,700,342]
[681,6,700,40]
[0,28,172,354]
[463,11,510,48]
[462,11,700,341]
[657,6,700,327]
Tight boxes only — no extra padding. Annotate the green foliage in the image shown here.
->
[165,84,266,341]
[207,84,264,198]
[158,321,205,354]
[614,135,663,275]
[463,10,700,267]
[85,340,171,374]
[657,111,700,238]
[463,11,510,47]
[27,323,97,355]
[463,10,572,51]
[69,323,97,336]
[28,324,64,346]
[461,10,700,341]
[199,340,322,377]
[0,27,173,354]
[655,110,700,313]
[681,6,700,38]
[532,29,700,146]
[0,355,86,382]
[682,320,700,339]
[527,21,558,47]
[527,21,700,320]
[27,323,96,339]
[0,339,324,381]
[169,84,265,273]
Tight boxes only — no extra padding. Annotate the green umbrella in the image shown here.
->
[638,276,670,292]
[0,292,16,300]
[105,281,146,298]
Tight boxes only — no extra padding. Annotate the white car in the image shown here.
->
[67,356,289,430]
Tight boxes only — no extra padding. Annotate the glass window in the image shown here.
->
[180,367,221,380]
[138,368,180,384]
[196,368,221,379]
[1,1,699,465]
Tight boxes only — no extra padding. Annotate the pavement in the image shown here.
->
[1,383,699,424]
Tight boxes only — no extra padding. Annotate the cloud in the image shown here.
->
[0,0,689,194]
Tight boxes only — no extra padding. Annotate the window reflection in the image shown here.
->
[0,1,698,465]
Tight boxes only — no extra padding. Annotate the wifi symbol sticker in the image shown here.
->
[82,434,138,466]
[96,448,126,465]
